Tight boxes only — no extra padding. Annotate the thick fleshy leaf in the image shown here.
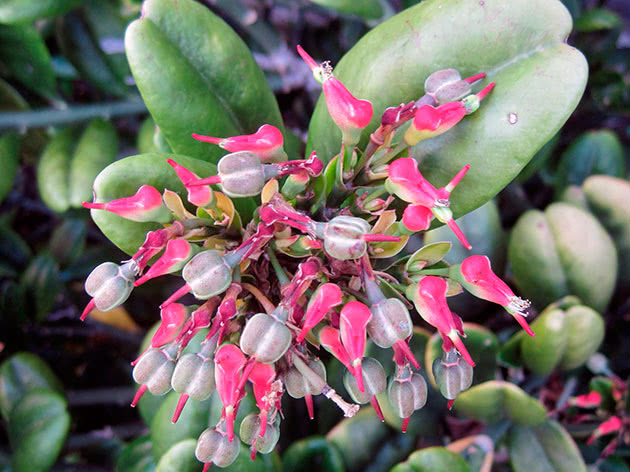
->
[90,153,216,255]
[49,218,87,268]
[0,132,19,203]
[391,447,471,472]
[155,439,199,472]
[307,0,587,217]
[0,0,81,23]
[0,352,63,421]
[282,436,345,472]
[8,390,70,472]
[509,420,586,472]
[125,0,283,163]
[405,242,452,274]
[508,203,617,311]
[116,435,157,472]
[310,0,383,20]
[19,254,62,322]
[453,380,546,426]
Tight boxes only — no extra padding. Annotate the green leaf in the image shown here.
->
[283,436,345,472]
[57,10,130,97]
[0,0,81,24]
[37,128,78,213]
[555,130,625,195]
[19,253,62,322]
[138,117,158,154]
[0,24,57,100]
[222,444,281,472]
[392,447,471,472]
[508,203,618,312]
[307,0,587,217]
[453,380,546,426]
[310,0,383,20]
[520,306,568,375]
[8,389,70,472]
[49,218,87,268]
[155,439,200,472]
[116,435,157,472]
[405,242,452,274]
[125,0,283,163]
[89,153,217,255]
[0,132,20,203]
[509,420,586,472]
[517,133,560,182]
[575,9,623,33]
[0,352,64,421]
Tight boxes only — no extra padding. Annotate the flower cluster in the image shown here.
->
[81,46,533,468]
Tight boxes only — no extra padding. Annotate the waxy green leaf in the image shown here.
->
[116,435,157,472]
[391,447,471,472]
[283,436,344,472]
[310,0,383,20]
[125,0,283,163]
[0,132,19,203]
[0,0,81,24]
[307,0,587,217]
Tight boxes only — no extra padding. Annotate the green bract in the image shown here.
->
[125,0,283,164]
[508,202,617,311]
[307,0,587,217]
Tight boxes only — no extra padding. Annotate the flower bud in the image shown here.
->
[387,371,428,429]
[343,357,386,402]
[135,239,200,287]
[82,185,171,223]
[132,345,177,404]
[193,124,288,163]
[81,260,136,320]
[367,298,412,348]
[284,359,327,398]
[239,414,281,459]
[320,216,400,260]
[424,69,486,104]
[432,349,473,400]
[195,427,240,468]
[240,313,292,364]
[171,351,216,418]
[171,250,233,302]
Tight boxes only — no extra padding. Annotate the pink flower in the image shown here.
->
[297,283,343,342]
[192,124,287,163]
[587,416,622,445]
[214,344,248,442]
[134,239,198,287]
[167,159,214,207]
[457,255,534,337]
[412,276,475,367]
[319,326,352,372]
[82,185,171,223]
[402,204,434,232]
[569,391,602,409]
[151,303,189,348]
[248,362,277,437]
[339,301,372,392]
[297,45,373,146]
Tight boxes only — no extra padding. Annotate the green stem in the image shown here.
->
[267,247,290,286]
[0,97,147,131]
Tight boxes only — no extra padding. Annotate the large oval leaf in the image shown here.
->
[283,436,345,472]
[307,0,587,217]
[0,0,81,24]
[116,435,157,472]
[125,0,283,163]
[90,153,217,255]
[391,447,471,472]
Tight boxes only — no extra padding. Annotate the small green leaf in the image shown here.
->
[520,307,568,375]
[116,435,157,472]
[508,420,586,472]
[0,0,81,23]
[37,128,78,213]
[454,381,546,426]
[8,389,70,472]
[405,242,453,274]
[310,0,383,20]
[155,439,199,472]
[49,218,87,268]
[392,447,471,472]
[575,9,623,32]
[555,130,625,195]
[283,436,345,472]
[0,352,64,421]
[125,0,283,163]
[19,253,62,322]
[0,132,20,203]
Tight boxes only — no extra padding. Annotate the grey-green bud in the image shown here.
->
[432,350,473,400]
[182,250,232,299]
[132,347,176,396]
[387,372,428,418]
[85,261,136,311]
[367,298,412,348]
[218,151,266,197]
[195,427,240,467]
[284,359,326,398]
[240,313,292,363]
[424,69,472,104]
[343,357,386,404]
[239,414,280,455]
[171,352,215,401]
[322,216,371,260]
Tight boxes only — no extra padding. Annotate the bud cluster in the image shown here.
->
[81,47,532,468]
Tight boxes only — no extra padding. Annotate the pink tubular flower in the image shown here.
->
[402,204,434,232]
[386,158,471,249]
[249,362,277,437]
[319,326,352,372]
[192,124,288,163]
[151,303,189,348]
[339,301,372,392]
[297,283,343,342]
[569,391,602,409]
[456,255,534,337]
[214,344,248,442]
[412,276,475,367]
[297,45,373,146]
[587,416,622,445]
[167,159,214,207]
[82,185,171,223]
[134,239,199,287]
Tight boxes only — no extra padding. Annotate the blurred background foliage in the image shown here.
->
[0,0,629,471]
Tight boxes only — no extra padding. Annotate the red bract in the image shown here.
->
[319,326,352,371]
[570,391,602,409]
[404,102,467,146]
[458,255,534,337]
[402,204,434,232]
[297,283,343,342]
[151,303,189,348]
[134,239,197,287]
[214,344,247,442]
[82,185,170,223]
[192,124,287,163]
[297,45,373,146]
[167,159,214,207]
[587,416,622,445]
[412,276,475,367]
[249,362,276,437]
[340,301,372,393]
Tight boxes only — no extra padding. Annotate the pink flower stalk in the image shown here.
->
[297,283,343,342]
[82,185,171,223]
[457,255,534,337]
[166,159,214,207]
[402,204,434,232]
[192,124,287,163]
[248,362,276,437]
[297,45,373,146]
[413,276,475,367]
[319,326,352,372]
[387,158,471,249]
[339,301,372,392]
[570,391,602,409]
[134,239,197,287]
[587,416,622,445]
[214,344,248,442]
